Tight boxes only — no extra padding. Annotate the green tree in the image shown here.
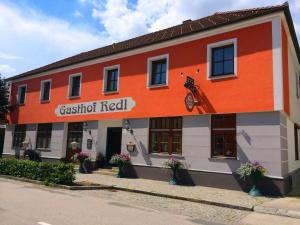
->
[0,74,9,122]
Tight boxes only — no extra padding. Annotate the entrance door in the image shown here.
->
[66,122,83,161]
[106,127,122,163]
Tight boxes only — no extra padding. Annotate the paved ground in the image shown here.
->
[1,177,300,225]
[76,173,271,209]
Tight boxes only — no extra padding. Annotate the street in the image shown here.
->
[1,178,300,225]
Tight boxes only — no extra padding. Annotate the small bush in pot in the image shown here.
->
[74,152,92,173]
[163,157,184,185]
[236,161,267,196]
[109,153,131,178]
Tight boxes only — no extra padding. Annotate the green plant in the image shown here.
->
[0,158,75,185]
[163,157,184,185]
[109,154,131,178]
[163,157,184,171]
[109,153,131,167]
[236,161,267,180]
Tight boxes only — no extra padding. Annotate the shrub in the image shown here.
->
[0,158,75,185]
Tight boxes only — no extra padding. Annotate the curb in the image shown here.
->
[254,205,300,220]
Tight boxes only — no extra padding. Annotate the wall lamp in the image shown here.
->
[126,141,136,152]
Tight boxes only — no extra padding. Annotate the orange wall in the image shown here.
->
[282,23,290,115]
[9,22,274,124]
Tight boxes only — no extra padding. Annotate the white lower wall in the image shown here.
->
[82,121,98,160]
[122,112,286,177]
[3,124,14,154]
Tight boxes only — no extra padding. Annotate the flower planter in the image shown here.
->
[248,170,262,196]
[169,169,178,185]
[117,165,124,178]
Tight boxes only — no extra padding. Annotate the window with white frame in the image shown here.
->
[68,74,81,98]
[207,38,237,79]
[103,65,119,93]
[147,54,168,87]
[17,85,27,105]
[40,80,51,102]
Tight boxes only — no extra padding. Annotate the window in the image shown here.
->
[149,117,182,155]
[17,85,27,105]
[211,114,236,158]
[212,45,234,76]
[40,80,51,102]
[207,38,237,79]
[147,55,168,87]
[12,124,26,148]
[103,65,119,93]
[295,124,299,161]
[68,74,81,98]
[36,123,52,149]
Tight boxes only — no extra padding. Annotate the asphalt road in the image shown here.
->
[0,178,216,225]
[1,178,300,225]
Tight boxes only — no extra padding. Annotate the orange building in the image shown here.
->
[3,3,300,195]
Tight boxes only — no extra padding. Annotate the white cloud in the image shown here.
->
[295,0,300,9]
[1,0,299,78]
[91,0,296,42]
[0,52,20,60]
[0,65,16,77]
[73,10,83,18]
[0,2,105,77]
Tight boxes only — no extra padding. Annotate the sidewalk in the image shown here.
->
[76,172,272,211]
[254,197,300,219]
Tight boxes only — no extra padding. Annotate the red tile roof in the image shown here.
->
[7,2,299,81]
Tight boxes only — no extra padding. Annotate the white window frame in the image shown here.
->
[68,73,82,98]
[147,54,169,88]
[207,38,237,80]
[40,79,52,102]
[17,84,27,105]
[103,64,120,94]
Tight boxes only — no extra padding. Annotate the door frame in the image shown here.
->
[105,127,122,162]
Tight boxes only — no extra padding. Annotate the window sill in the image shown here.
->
[148,153,183,158]
[208,74,237,80]
[103,90,119,95]
[40,100,50,104]
[209,156,237,160]
[68,96,80,100]
[148,84,168,89]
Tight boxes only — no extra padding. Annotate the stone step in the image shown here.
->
[93,168,119,176]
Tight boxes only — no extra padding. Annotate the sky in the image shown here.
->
[0,0,299,78]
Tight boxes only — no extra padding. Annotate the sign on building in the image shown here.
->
[55,97,136,117]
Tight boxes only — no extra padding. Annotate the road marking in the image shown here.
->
[37,222,52,225]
